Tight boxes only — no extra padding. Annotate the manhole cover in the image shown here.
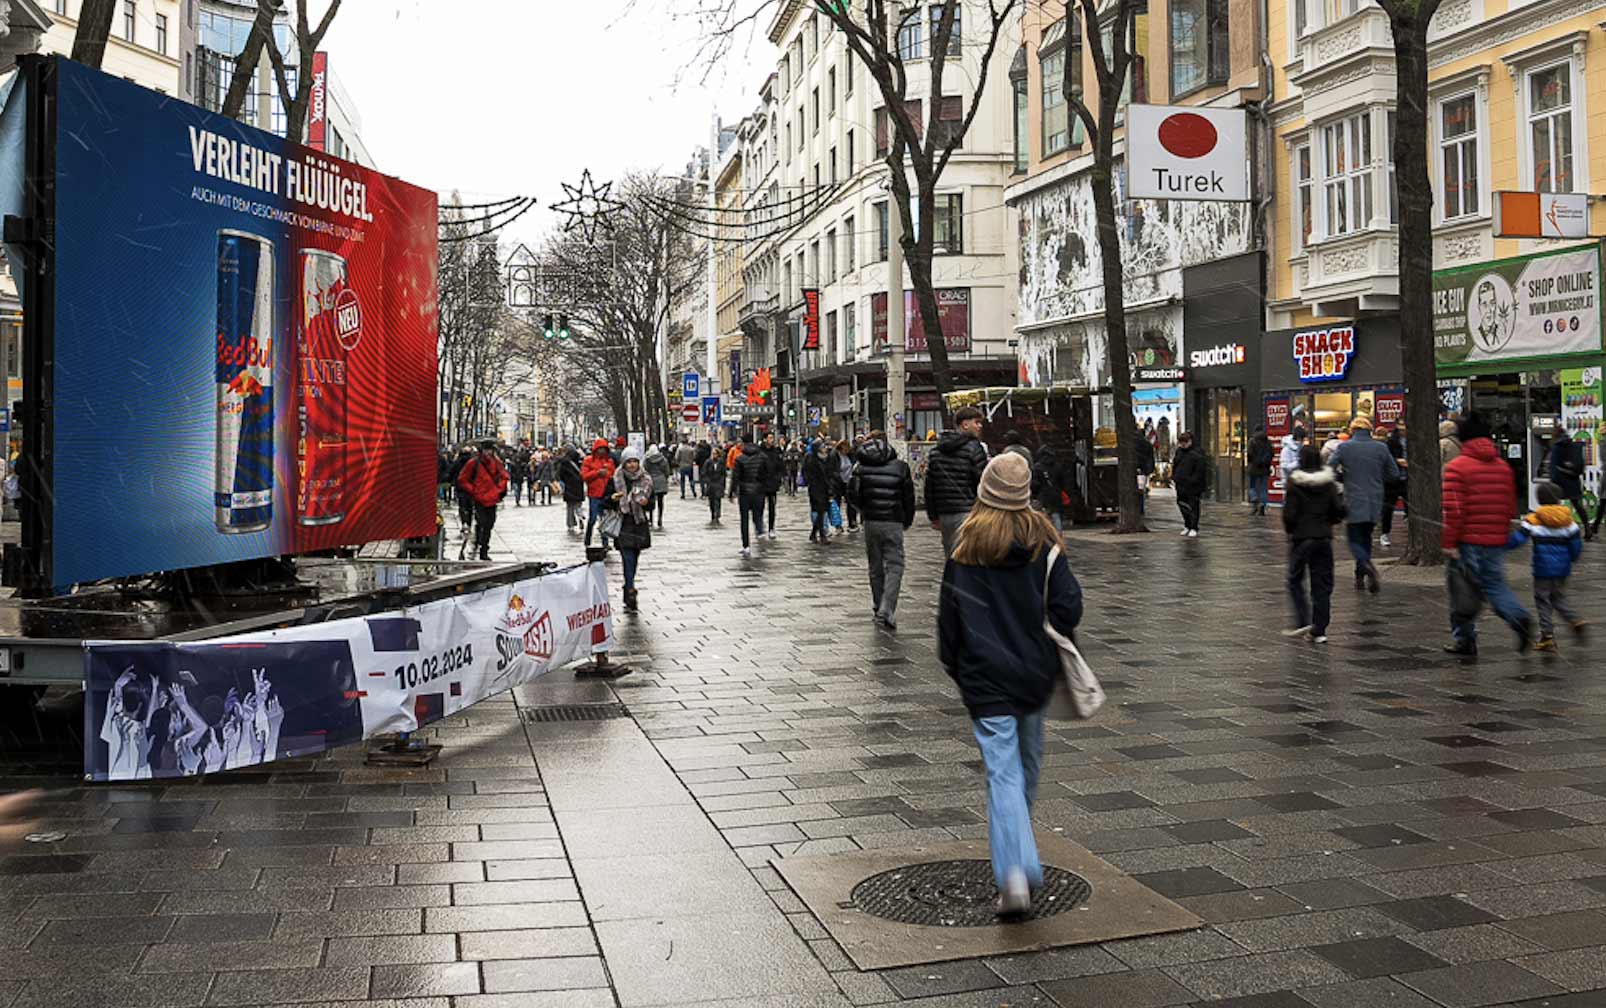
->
[849,859,1090,927]
[521,703,629,723]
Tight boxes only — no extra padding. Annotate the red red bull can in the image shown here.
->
[297,250,357,525]
[215,231,274,534]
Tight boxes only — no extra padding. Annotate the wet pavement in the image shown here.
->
[3,483,1606,1007]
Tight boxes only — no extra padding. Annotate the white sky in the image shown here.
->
[320,1,777,251]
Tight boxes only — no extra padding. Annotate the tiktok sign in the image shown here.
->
[1127,104,1250,202]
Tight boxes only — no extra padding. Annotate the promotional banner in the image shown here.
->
[871,288,972,353]
[1562,366,1602,518]
[84,563,612,781]
[48,58,438,589]
[1433,245,1603,367]
[1264,396,1290,502]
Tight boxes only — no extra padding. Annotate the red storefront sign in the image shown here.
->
[1265,396,1291,503]
[871,288,971,353]
[801,288,821,350]
[1374,392,1405,427]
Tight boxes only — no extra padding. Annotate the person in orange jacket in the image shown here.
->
[581,438,618,548]
[456,439,509,561]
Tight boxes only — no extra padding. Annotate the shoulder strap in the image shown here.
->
[1043,544,1061,605]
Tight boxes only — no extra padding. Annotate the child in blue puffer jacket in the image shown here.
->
[1507,482,1586,651]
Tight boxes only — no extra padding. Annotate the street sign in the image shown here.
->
[807,406,822,427]
[1127,104,1249,202]
[682,402,700,422]
[683,371,700,400]
[701,396,720,425]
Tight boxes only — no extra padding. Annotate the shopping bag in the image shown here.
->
[599,510,623,540]
[828,499,843,528]
[1446,556,1483,623]
[1039,545,1104,720]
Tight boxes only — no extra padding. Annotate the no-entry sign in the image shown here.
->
[1127,104,1249,202]
[682,402,700,422]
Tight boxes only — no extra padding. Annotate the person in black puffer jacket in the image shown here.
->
[849,431,915,628]
[803,439,836,543]
[1171,432,1209,536]
[1282,445,1345,643]
[760,433,785,532]
[728,436,769,556]
[925,406,990,557]
[557,447,586,535]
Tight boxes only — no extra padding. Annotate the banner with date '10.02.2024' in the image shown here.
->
[83,563,612,782]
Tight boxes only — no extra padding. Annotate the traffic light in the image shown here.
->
[786,403,797,420]
[557,314,570,341]
[542,314,555,340]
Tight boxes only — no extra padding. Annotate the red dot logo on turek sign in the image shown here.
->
[1157,113,1219,159]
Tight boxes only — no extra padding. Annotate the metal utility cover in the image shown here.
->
[772,834,1202,971]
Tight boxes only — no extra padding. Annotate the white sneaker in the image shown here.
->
[1187,529,1199,538]
[740,547,751,559]
[1312,635,1328,644]
[768,531,778,541]
[1282,625,1313,638]
[1380,535,1391,547]
[1180,529,1191,537]
[997,868,1031,918]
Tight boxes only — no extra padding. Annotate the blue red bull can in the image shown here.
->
[297,250,354,526]
[215,231,275,534]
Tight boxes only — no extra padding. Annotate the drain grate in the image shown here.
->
[521,703,630,723]
[849,859,1090,927]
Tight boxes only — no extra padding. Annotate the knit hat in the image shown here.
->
[621,446,643,464]
[977,453,1032,511]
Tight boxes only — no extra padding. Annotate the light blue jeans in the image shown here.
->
[1451,543,1529,645]
[973,712,1045,889]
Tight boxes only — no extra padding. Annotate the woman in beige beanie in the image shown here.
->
[938,452,1083,917]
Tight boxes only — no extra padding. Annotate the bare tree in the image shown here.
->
[660,0,1019,396]
[1379,0,1444,566]
[221,1,283,120]
[261,0,344,146]
[69,0,117,68]
[1065,0,1145,532]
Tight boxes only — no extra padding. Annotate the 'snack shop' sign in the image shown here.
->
[1293,325,1355,383]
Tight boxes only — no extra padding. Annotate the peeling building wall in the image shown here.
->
[1015,170,1252,389]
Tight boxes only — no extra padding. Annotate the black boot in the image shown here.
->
[624,587,639,613]
[1443,640,1478,657]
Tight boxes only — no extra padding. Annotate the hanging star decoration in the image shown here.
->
[549,169,624,245]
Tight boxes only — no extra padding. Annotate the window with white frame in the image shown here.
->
[156,13,169,54]
[1293,143,1313,254]
[1322,111,1373,236]
[1387,110,1397,224]
[844,303,857,356]
[897,9,924,60]
[1527,64,1575,193]
[1438,93,1479,219]
[843,215,856,271]
[825,228,837,282]
[828,67,837,114]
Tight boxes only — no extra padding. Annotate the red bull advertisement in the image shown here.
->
[40,57,436,590]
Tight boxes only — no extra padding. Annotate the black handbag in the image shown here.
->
[1446,557,1483,623]
[615,513,652,551]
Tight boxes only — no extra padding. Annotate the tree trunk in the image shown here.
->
[1390,11,1443,566]
[909,171,954,396]
[221,1,278,120]
[1088,137,1145,532]
[70,0,117,68]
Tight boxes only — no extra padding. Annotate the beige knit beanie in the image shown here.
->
[977,452,1032,511]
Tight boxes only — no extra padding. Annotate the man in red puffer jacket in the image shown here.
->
[456,440,509,562]
[1441,414,1532,657]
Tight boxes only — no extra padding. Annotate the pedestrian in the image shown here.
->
[925,406,989,557]
[937,452,1083,917]
[803,438,835,543]
[610,435,626,466]
[1331,416,1399,593]
[1546,427,1590,537]
[436,449,453,504]
[700,448,727,523]
[761,433,785,534]
[581,438,617,549]
[1442,414,1534,657]
[1379,423,1408,547]
[729,433,769,558]
[1246,425,1273,515]
[694,437,713,475]
[1320,429,1348,465]
[1032,445,1065,532]
[558,445,585,535]
[1171,431,1208,537]
[1002,431,1033,466]
[849,430,915,629]
[1281,445,1344,644]
[510,439,533,506]
[1280,424,1307,485]
[455,439,509,562]
[447,444,475,539]
[612,447,654,613]
[1507,482,1586,652]
[1134,432,1154,515]
[1438,420,1461,471]
[837,439,859,532]
[676,438,698,499]
[644,443,672,529]
[534,448,556,507]
[784,439,803,495]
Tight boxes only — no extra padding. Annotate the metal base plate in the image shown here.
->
[850,858,1090,928]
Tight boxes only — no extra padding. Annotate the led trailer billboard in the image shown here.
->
[20,57,438,591]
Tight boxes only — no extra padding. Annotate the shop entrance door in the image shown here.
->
[1199,387,1245,503]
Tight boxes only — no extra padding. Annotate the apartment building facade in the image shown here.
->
[1268,0,1606,506]
[747,0,1021,441]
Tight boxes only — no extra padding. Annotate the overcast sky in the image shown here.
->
[320,1,776,251]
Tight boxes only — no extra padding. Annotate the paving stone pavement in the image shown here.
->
[4,485,1606,1008]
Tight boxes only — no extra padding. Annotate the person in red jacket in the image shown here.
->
[1441,414,1532,657]
[580,439,618,549]
[456,440,509,561]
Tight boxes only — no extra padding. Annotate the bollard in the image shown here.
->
[573,547,630,679]
[365,729,443,767]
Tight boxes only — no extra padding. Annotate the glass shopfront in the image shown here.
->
[1198,387,1245,504]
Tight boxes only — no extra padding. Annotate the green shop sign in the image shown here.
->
[1432,244,1604,368]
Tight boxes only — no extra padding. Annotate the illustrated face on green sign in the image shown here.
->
[1432,246,1603,366]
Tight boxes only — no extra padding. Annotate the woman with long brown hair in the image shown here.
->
[938,452,1083,917]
